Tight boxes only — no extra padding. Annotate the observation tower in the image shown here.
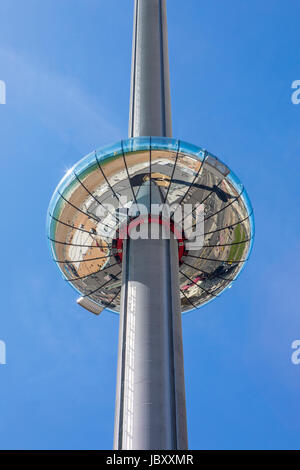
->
[47,0,254,450]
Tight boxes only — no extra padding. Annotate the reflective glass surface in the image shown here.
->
[46,137,254,313]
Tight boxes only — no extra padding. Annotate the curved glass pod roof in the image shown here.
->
[46,137,254,314]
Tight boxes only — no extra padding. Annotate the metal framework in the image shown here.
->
[46,0,254,451]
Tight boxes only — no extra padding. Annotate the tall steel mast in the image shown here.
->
[47,0,255,452]
[113,0,188,450]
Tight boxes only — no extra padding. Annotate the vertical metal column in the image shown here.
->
[114,0,188,450]
[129,0,172,137]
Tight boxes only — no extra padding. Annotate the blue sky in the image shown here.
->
[0,0,300,450]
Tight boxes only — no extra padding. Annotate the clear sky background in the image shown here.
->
[0,0,299,450]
